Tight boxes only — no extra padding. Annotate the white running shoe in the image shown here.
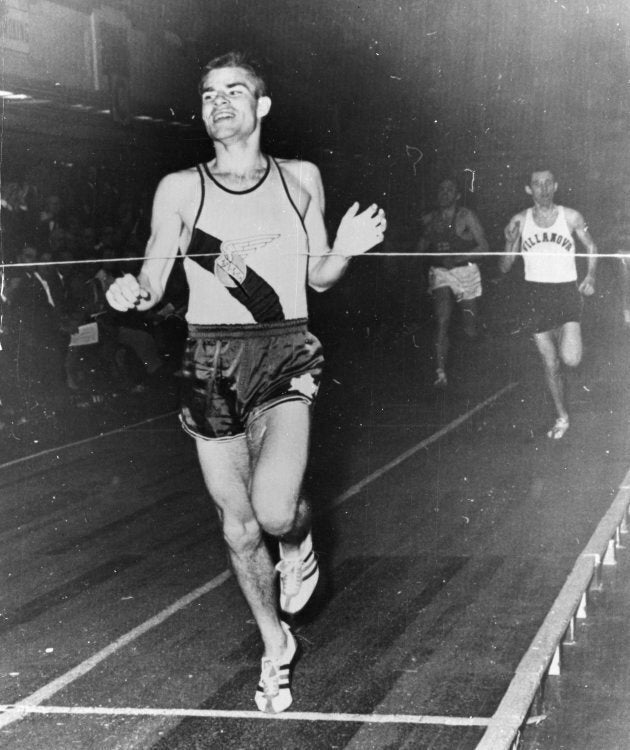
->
[434,368,448,388]
[547,416,569,440]
[276,532,319,614]
[254,621,298,714]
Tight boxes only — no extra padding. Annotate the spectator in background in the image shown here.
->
[64,213,85,258]
[6,241,73,418]
[77,165,99,230]
[1,182,35,246]
[1,161,172,420]
[37,193,66,241]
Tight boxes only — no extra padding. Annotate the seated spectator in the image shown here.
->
[1,181,36,249]
[0,163,175,424]
[5,240,73,419]
[37,193,67,244]
[67,248,166,397]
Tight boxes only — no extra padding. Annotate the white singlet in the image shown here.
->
[520,206,577,283]
[183,157,309,325]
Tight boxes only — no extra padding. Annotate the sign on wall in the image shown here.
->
[0,1,29,54]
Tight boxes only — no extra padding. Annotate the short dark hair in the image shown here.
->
[438,176,463,193]
[528,168,556,185]
[199,51,268,98]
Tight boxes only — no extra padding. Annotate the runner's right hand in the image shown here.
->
[105,273,152,311]
[504,221,521,243]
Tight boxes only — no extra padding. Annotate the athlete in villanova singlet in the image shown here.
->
[500,169,597,439]
[106,51,386,714]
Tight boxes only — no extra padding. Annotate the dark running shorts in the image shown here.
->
[179,318,324,440]
[525,281,583,334]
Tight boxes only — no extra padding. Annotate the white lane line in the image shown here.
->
[332,382,518,507]
[0,704,546,727]
[0,570,232,730]
[0,382,518,731]
[0,704,491,725]
[0,412,177,471]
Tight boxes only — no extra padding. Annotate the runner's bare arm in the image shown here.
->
[106,172,191,311]
[299,162,386,292]
[500,212,523,274]
[416,213,432,254]
[568,208,597,295]
[464,209,489,257]
[415,214,434,282]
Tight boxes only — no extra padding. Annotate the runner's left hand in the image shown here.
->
[334,202,387,257]
[578,274,595,296]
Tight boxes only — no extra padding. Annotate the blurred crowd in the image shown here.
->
[0,165,188,431]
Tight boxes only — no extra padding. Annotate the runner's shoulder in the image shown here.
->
[420,210,436,227]
[275,158,322,207]
[560,205,583,227]
[275,157,321,185]
[154,168,199,205]
[160,166,199,188]
[508,208,528,226]
[456,206,479,224]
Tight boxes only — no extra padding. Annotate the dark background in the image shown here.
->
[2,0,629,248]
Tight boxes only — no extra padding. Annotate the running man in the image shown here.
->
[500,169,597,439]
[106,51,386,713]
[615,250,630,329]
[418,177,489,387]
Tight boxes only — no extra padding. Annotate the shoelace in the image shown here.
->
[259,658,280,696]
[276,558,302,596]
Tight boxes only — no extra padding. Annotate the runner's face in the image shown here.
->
[528,171,557,207]
[20,246,38,265]
[200,66,269,141]
[437,180,458,208]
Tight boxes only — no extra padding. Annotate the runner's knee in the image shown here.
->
[462,316,477,338]
[541,352,561,377]
[253,494,298,537]
[222,516,262,555]
[559,329,582,368]
[562,348,582,368]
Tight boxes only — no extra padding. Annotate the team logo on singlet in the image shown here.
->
[522,232,573,252]
[211,234,285,323]
[186,227,285,322]
[220,234,280,259]
[215,234,280,287]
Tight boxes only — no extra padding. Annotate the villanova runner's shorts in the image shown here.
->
[525,281,583,334]
[179,318,324,440]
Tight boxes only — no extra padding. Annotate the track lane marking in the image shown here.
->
[0,570,232,729]
[0,382,518,730]
[0,704,491,725]
[332,381,518,507]
[0,411,178,471]
[0,704,544,727]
